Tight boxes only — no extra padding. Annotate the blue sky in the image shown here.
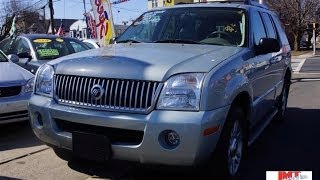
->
[53,0,147,25]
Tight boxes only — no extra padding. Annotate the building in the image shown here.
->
[69,19,128,39]
[47,19,78,36]
[148,0,263,9]
[148,0,206,9]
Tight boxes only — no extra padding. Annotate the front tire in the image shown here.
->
[212,106,246,179]
[276,79,290,121]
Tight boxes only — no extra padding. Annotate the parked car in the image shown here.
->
[0,34,90,74]
[0,50,34,124]
[82,39,100,49]
[29,1,291,178]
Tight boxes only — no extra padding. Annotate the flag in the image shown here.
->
[56,20,65,36]
[84,11,97,39]
[90,0,115,46]
[9,15,17,37]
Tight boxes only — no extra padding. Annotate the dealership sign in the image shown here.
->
[266,171,312,180]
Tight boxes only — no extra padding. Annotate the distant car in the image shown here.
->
[82,39,100,49]
[0,34,90,74]
[0,50,34,124]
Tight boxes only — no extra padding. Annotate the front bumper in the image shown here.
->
[0,92,31,124]
[29,95,230,166]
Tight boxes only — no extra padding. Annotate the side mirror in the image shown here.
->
[7,54,19,63]
[256,38,280,55]
[17,52,32,59]
[109,37,118,44]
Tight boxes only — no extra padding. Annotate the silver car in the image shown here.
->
[29,1,291,178]
[0,51,34,124]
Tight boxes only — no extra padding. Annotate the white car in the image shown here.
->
[0,51,34,124]
[82,39,100,49]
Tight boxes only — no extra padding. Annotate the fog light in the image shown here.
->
[159,130,180,149]
[165,131,180,146]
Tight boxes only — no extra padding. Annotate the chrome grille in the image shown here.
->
[54,75,161,113]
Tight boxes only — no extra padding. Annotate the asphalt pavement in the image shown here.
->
[1,60,320,179]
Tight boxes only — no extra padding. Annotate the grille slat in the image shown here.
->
[124,81,129,108]
[140,82,145,109]
[104,80,110,107]
[145,82,151,110]
[109,80,114,108]
[54,75,160,113]
[119,81,124,108]
[134,82,140,109]
[99,79,105,107]
[114,80,119,108]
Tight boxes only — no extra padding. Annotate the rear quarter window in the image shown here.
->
[270,14,290,46]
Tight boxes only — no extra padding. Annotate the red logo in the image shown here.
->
[278,171,300,180]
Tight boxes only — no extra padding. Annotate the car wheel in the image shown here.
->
[212,106,246,179]
[276,80,290,121]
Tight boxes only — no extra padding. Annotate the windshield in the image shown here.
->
[117,8,247,46]
[0,51,8,62]
[31,38,89,60]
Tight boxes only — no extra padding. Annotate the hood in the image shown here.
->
[0,62,34,86]
[50,43,244,81]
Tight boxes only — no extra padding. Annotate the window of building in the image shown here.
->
[152,0,158,8]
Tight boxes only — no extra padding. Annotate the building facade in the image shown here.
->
[148,0,203,10]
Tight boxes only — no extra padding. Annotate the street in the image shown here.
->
[1,59,320,180]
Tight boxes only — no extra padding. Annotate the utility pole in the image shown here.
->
[83,0,87,14]
[313,23,316,56]
[49,0,55,34]
[41,5,46,33]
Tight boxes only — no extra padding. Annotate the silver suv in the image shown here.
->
[29,1,291,178]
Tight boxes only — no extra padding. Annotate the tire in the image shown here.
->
[211,106,246,179]
[276,79,290,121]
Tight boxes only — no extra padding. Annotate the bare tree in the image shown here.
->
[0,0,46,41]
[268,0,320,51]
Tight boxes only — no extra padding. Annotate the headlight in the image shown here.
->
[35,64,54,97]
[24,78,34,93]
[157,73,205,111]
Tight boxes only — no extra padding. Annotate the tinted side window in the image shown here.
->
[252,11,266,45]
[70,41,87,53]
[261,13,276,39]
[270,15,290,46]
[0,38,14,55]
[15,38,31,54]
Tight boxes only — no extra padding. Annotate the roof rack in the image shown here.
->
[177,0,269,10]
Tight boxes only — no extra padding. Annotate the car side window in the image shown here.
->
[261,13,277,39]
[270,15,290,46]
[0,38,15,55]
[252,11,266,46]
[70,41,87,53]
[15,38,31,55]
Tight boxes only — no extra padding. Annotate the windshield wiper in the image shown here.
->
[153,39,204,44]
[116,39,142,43]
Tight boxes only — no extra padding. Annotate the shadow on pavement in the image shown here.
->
[241,107,320,179]
[67,160,205,180]
[0,121,43,151]
[0,176,23,180]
